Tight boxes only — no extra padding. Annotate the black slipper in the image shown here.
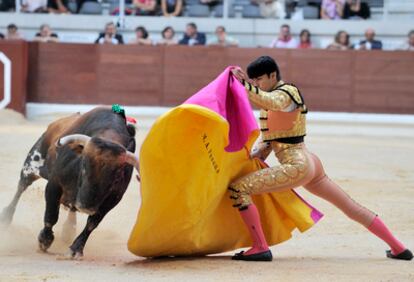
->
[386,249,413,261]
[231,250,273,261]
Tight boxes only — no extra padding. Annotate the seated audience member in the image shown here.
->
[0,33,4,39]
[285,0,297,19]
[47,0,70,13]
[0,0,14,11]
[354,28,382,50]
[343,0,370,19]
[398,30,414,51]
[179,23,206,46]
[327,30,350,50]
[321,0,345,20]
[6,24,24,40]
[95,22,124,45]
[158,26,178,45]
[200,0,220,8]
[269,24,297,49]
[208,26,238,47]
[251,0,286,19]
[21,0,48,12]
[297,29,312,49]
[133,0,157,15]
[161,0,182,17]
[129,26,152,45]
[33,24,59,43]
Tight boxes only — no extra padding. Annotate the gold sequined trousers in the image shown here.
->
[229,142,376,227]
[229,142,313,209]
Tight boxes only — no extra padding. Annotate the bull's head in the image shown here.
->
[57,134,139,215]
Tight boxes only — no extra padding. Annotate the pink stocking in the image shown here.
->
[368,216,406,255]
[239,204,269,255]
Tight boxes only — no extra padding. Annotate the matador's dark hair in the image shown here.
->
[247,56,281,81]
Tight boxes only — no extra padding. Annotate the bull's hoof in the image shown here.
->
[38,228,54,252]
[68,247,84,260]
[56,249,83,261]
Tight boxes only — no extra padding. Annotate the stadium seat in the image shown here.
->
[213,4,236,17]
[79,2,103,14]
[187,4,211,17]
[67,0,77,13]
[366,0,384,8]
[303,5,319,19]
[242,4,262,18]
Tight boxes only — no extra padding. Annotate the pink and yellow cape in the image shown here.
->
[128,67,322,257]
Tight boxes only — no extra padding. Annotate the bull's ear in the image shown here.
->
[69,143,85,154]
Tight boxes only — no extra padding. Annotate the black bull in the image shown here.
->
[0,107,139,258]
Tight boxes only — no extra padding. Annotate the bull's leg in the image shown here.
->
[68,196,119,259]
[38,181,62,252]
[1,139,45,225]
[61,210,77,243]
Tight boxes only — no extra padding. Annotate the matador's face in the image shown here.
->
[251,72,277,92]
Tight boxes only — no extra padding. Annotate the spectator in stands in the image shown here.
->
[208,26,238,47]
[161,0,183,17]
[95,22,124,45]
[33,24,59,43]
[179,23,206,46]
[285,0,297,19]
[129,26,153,45]
[47,0,70,13]
[343,0,370,19]
[21,0,48,12]
[6,24,24,40]
[158,26,178,45]
[327,30,350,50]
[199,0,220,9]
[321,0,345,20]
[354,28,382,50]
[297,29,312,49]
[0,33,4,40]
[0,0,14,11]
[398,30,414,51]
[132,0,157,15]
[269,24,297,49]
[251,0,286,19]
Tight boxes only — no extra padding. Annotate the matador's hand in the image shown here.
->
[231,67,248,83]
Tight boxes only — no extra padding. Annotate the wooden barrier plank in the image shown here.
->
[0,41,28,114]
[97,45,163,105]
[29,43,98,103]
[353,51,414,113]
[162,46,228,105]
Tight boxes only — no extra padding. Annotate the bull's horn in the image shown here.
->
[125,151,140,174]
[57,134,91,146]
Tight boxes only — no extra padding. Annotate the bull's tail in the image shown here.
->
[1,136,45,226]
[0,178,36,225]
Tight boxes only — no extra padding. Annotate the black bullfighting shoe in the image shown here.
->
[386,249,413,261]
[231,250,273,262]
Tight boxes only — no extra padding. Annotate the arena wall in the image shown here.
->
[25,43,414,114]
[1,41,413,115]
[0,41,28,114]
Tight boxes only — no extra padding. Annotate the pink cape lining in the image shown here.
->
[184,66,257,153]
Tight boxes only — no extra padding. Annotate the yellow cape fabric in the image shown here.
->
[128,104,318,257]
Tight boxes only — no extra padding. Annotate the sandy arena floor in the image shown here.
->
[0,109,413,282]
